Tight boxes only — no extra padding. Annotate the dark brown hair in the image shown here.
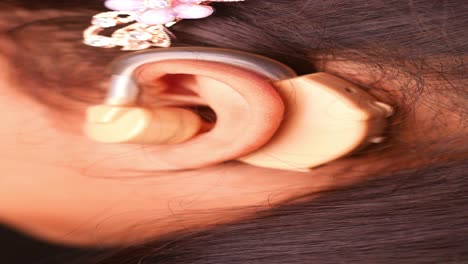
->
[2,0,468,263]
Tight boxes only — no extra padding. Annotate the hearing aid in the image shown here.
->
[85,47,394,172]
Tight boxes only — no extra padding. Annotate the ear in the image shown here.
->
[85,48,393,172]
[137,62,392,172]
[87,59,286,170]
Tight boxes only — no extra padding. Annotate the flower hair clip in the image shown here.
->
[83,0,244,51]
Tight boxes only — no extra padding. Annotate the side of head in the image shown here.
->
[0,1,466,263]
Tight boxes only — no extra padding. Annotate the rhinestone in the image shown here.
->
[84,36,116,47]
[151,36,171,47]
[92,17,117,28]
[122,41,152,51]
[128,31,153,41]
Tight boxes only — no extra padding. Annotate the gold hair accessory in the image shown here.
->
[83,0,244,51]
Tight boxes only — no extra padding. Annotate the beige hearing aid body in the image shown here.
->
[238,73,392,171]
[85,47,393,172]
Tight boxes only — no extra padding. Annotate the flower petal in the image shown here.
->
[173,4,214,19]
[175,0,202,3]
[137,8,176,25]
[105,0,146,11]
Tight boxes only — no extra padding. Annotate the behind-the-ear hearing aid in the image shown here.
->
[85,47,394,172]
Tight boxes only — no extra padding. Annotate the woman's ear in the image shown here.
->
[86,59,286,170]
[84,48,393,172]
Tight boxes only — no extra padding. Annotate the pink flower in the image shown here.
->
[104,0,214,25]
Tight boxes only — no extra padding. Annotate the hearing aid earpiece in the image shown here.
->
[85,105,202,144]
[85,47,393,172]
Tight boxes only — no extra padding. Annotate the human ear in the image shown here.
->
[85,48,393,172]
[86,48,287,170]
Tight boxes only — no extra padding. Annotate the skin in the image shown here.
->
[0,38,465,247]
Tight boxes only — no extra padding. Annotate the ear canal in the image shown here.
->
[85,105,203,144]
